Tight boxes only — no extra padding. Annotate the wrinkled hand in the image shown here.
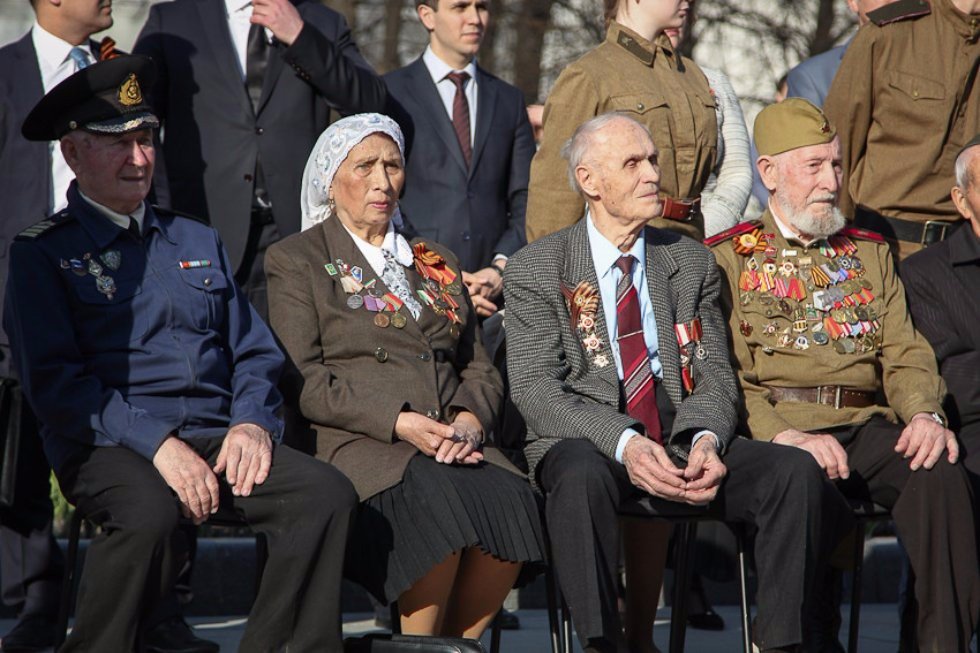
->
[681,437,727,505]
[153,436,219,525]
[462,270,499,317]
[773,428,850,480]
[434,411,485,465]
[395,412,469,462]
[214,423,273,497]
[251,0,304,45]
[895,413,958,471]
[622,437,687,501]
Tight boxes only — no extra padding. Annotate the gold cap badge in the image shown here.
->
[118,73,142,107]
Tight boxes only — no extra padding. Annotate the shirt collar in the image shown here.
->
[606,21,666,67]
[769,201,824,249]
[225,0,252,16]
[949,220,980,265]
[79,189,145,231]
[31,21,91,72]
[422,45,478,85]
[341,221,414,276]
[586,209,646,280]
[935,0,980,42]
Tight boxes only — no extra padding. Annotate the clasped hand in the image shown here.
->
[462,269,502,317]
[622,436,726,506]
[152,423,272,524]
[395,410,485,465]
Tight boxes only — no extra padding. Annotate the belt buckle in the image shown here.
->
[816,386,843,408]
[680,197,700,223]
[921,220,948,246]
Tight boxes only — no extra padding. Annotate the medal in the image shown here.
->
[739,320,753,336]
[813,331,829,346]
[347,294,364,310]
[374,313,390,328]
[351,266,363,282]
[449,323,460,339]
[445,281,462,296]
[324,263,338,276]
[95,275,116,300]
[391,312,407,329]
[100,250,122,271]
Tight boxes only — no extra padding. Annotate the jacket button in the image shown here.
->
[255,127,264,135]
[203,277,212,286]
[425,408,440,420]
[418,352,431,361]
[244,173,253,182]
[375,347,388,363]
[462,231,471,241]
[637,102,645,110]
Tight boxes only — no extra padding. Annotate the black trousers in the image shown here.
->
[538,435,851,651]
[235,213,281,324]
[56,439,356,653]
[831,417,980,652]
[0,379,63,619]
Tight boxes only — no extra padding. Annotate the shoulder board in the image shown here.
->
[15,211,73,241]
[868,0,930,26]
[840,226,886,243]
[704,221,762,247]
[150,205,209,225]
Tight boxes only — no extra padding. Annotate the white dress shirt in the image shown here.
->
[585,213,716,462]
[32,22,94,214]
[421,46,478,146]
[224,0,273,81]
[79,190,146,232]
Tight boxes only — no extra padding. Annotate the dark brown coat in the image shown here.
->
[266,215,512,500]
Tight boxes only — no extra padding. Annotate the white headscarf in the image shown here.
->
[300,113,407,232]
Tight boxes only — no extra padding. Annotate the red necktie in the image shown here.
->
[447,71,472,167]
[615,255,662,443]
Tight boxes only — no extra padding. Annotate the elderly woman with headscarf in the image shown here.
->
[264,113,543,638]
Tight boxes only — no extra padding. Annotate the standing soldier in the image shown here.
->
[824,0,980,259]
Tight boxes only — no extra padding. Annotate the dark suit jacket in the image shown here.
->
[383,58,534,272]
[134,0,386,270]
[0,32,103,375]
[504,219,740,484]
[265,215,517,500]
[902,223,980,442]
[786,43,848,108]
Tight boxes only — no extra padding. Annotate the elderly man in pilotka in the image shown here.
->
[708,98,980,652]
[3,56,357,652]
[505,112,851,653]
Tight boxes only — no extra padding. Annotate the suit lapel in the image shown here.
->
[195,0,253,109]
[645,229,683,401]
[256,27,287,115]
[562,221,620,391]
[469,67,496,179]
[403,58,469,176]
[319,218,430,346]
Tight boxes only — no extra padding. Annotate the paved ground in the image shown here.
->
[12,604,973,652]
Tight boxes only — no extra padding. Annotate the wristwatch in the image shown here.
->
[927,412,946,428]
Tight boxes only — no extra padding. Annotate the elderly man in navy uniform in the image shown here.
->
[3,56,357,652]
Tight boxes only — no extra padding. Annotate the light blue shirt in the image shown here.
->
[585,213,716,462]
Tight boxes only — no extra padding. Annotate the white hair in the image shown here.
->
[955,145,979,190]
[560,112,652,194]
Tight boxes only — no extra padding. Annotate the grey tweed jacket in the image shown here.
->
[504,219,739,484]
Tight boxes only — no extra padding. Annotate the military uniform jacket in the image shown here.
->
[824,0,980,224]
[526,22,718,243]
[710,209,945,441]
[504,220,739,486]
[2,184,285,474]
[265,216,515,501]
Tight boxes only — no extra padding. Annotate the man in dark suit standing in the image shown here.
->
[134,0,386,320]
[903,134,980,500]
[505,113,850,653]
[0,2,104,649]
[384,0,534,318]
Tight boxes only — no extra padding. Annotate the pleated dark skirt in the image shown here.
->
[345,453,545,604]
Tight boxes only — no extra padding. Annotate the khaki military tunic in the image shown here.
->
[710,210,945,441]
[526,22,718,243]
[824,0,980,258]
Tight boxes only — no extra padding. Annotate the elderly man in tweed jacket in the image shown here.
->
[504,113,851,653]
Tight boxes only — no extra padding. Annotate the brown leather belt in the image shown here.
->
[854,208,957,246]
[661,197,701,222]
[764,385,876,409]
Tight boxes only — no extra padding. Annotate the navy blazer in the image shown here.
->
[384,58,534,272]
[134,0,386,270]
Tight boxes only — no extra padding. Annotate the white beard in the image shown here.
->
[777,196,847,239]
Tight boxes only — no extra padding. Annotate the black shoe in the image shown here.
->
[144,617,219,653]
[686,608,725,631]
[1,614,57,652]
[496,608,520,631]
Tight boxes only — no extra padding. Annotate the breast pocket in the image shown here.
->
[177,268,229,331]
[607,91,669,121]
[885,70,947,125]
[71,277,148,346]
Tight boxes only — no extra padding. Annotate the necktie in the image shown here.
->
[615,255,662,443]
[68,47,90,71]
[447,71,472,167]
[245,23,269,112]
[127,216,142,239]
[382,249,423,320]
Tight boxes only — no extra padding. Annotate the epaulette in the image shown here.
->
[14,210,73,241]
[150,205,209,225]
[704,221,761,247]
[840,226,886,243]
[867,0,930,27]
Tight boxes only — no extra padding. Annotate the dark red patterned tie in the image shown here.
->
[447,71,472,167]
[615,255,662,443]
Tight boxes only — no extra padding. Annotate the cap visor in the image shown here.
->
[82,112,160,135]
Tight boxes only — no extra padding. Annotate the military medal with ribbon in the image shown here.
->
[412,243,463,338]
[674,318,705,393]
[561,281,608,368]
